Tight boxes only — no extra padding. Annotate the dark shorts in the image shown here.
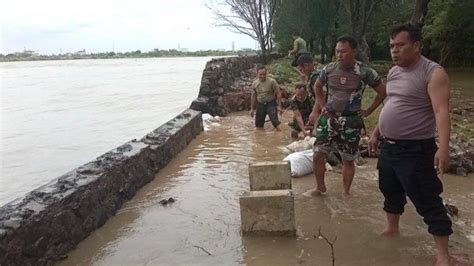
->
[255,100,280,128]
[377,137,453,236]
[291,52,309,67]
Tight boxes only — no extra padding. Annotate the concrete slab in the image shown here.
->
[239,189,295,236]
[248,161,291,191]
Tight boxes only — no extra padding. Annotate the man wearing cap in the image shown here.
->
[309,35,386,196]
[297,54,324,125]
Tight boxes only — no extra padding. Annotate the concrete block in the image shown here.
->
[239,189,295,236]
[249,161,291,191]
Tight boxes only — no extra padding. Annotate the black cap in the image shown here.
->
[296,54,313,66]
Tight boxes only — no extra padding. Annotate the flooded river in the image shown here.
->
[60,112,474,266]
[0,57,213,205]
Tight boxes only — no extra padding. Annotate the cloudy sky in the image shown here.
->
[0,0,257,55]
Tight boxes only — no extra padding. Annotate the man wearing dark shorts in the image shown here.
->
[250,65,282,130]
[369,24,453,266]
[309,35,386,196]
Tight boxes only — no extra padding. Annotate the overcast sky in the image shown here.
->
[0,0,257,55]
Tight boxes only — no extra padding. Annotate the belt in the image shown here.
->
[379,136,435,145]
[258,100,275,105]
[325,110,359,118]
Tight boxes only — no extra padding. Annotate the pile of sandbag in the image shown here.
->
[282,136,316,154]
[202,113,221,130]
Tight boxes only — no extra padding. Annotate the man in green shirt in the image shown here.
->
[289,32,308,67]
[250,65,282,130]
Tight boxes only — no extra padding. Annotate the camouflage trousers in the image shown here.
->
[313,112,363,161]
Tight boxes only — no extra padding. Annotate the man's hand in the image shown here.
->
[308,111,317,126]
[360,109,370,118]
[368,126,380,157]
[368,135,379,157]
[250,110,255,118]
[434,148,449,175]
[277,105,283,115]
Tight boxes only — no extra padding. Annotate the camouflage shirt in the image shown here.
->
[307,69,320,98]
[317,61,381,113]
[289,95,314,123]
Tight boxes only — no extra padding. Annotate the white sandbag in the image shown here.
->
[202,113,221,130]
[283,149,333,177]
[283,149,314,177]
[284,136,316,154]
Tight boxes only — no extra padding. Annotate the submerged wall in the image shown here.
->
[0,109,202,265]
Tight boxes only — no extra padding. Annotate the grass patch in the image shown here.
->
[267,57,301,86]
[361,88,383,134]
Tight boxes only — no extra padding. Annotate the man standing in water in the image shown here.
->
[369,24,453,266]
[309,36,386,196]
[250,65,282,130]
[296,53,323,125]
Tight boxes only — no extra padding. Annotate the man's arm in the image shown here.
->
[293,110,308,136]
[274,82,282,114]
[250,89,257,117]
[361,82,387,117]
[308,79,325,125]
[289,39,298,55]
[315,79,326,110]
[427,68,451,174]
[368,125,381,157]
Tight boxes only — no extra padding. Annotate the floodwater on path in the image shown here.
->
[60,112,474,266]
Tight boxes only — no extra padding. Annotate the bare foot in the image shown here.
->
[441,253,473,266]
[302,188,326,197]
[381,228,400,237]
[434,256,450,266]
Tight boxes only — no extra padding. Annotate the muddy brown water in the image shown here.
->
[59,112,473,266]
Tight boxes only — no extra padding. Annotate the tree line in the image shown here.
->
[210,0,473,66]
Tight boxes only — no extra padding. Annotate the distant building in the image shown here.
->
[15,49,38,57]
[74,49,86,55]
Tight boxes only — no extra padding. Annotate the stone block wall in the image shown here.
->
[190,54,283,116]
[190,55,260,116]
[0,109,203,265]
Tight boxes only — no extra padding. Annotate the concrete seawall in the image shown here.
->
[0,109,202,265]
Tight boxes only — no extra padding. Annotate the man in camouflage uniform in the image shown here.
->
[297,54,324,126]
[308,36,386,196]
[288,83,314,138]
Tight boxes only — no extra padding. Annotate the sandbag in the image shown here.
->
[283,149,314,177]
[283,149,334,177]
[202,113,221,130]
[282,136,316,154]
